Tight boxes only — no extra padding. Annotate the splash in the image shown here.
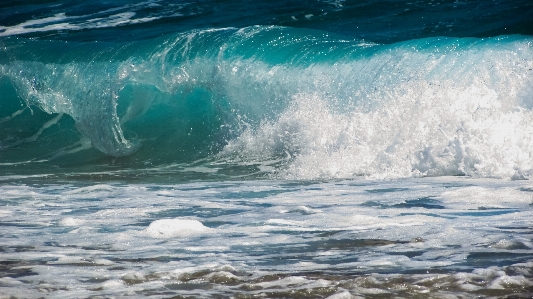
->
[1,27,532,179]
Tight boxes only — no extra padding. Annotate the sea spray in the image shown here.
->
[1,28,532,179]
[222,88,533,180]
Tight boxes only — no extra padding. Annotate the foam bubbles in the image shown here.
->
[218,35,533,180]
[0,179,532,298]
[0,2,188,37]
[59,217,85,226]
[144,219,208,238]
[224,78,533,180]
[100,279,126,289]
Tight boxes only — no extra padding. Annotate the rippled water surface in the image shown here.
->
[1,178,532,298]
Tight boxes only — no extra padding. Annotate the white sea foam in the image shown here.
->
[101,279,126,289]
[144,219,209,238]
[217,36,533,180]
[0,1,186,37]
[440,186,533,209]
[59,217,85,226]
[0,179,531,298]
[224,83,533,180]
[325,290,353,299]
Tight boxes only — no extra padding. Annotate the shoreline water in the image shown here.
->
[1,177,532,298]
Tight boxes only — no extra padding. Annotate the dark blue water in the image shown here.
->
[2,0,532,43]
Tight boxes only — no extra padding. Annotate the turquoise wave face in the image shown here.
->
[1,27,533,180]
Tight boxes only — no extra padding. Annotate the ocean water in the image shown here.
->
[1,0,533,298]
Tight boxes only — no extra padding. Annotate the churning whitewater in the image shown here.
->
[1,27,533,180]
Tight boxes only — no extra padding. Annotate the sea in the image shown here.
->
[1,0,533,298]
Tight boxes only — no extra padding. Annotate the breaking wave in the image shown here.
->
[1,26,532,179]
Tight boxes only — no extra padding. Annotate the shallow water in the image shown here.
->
[1,178,532,298]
